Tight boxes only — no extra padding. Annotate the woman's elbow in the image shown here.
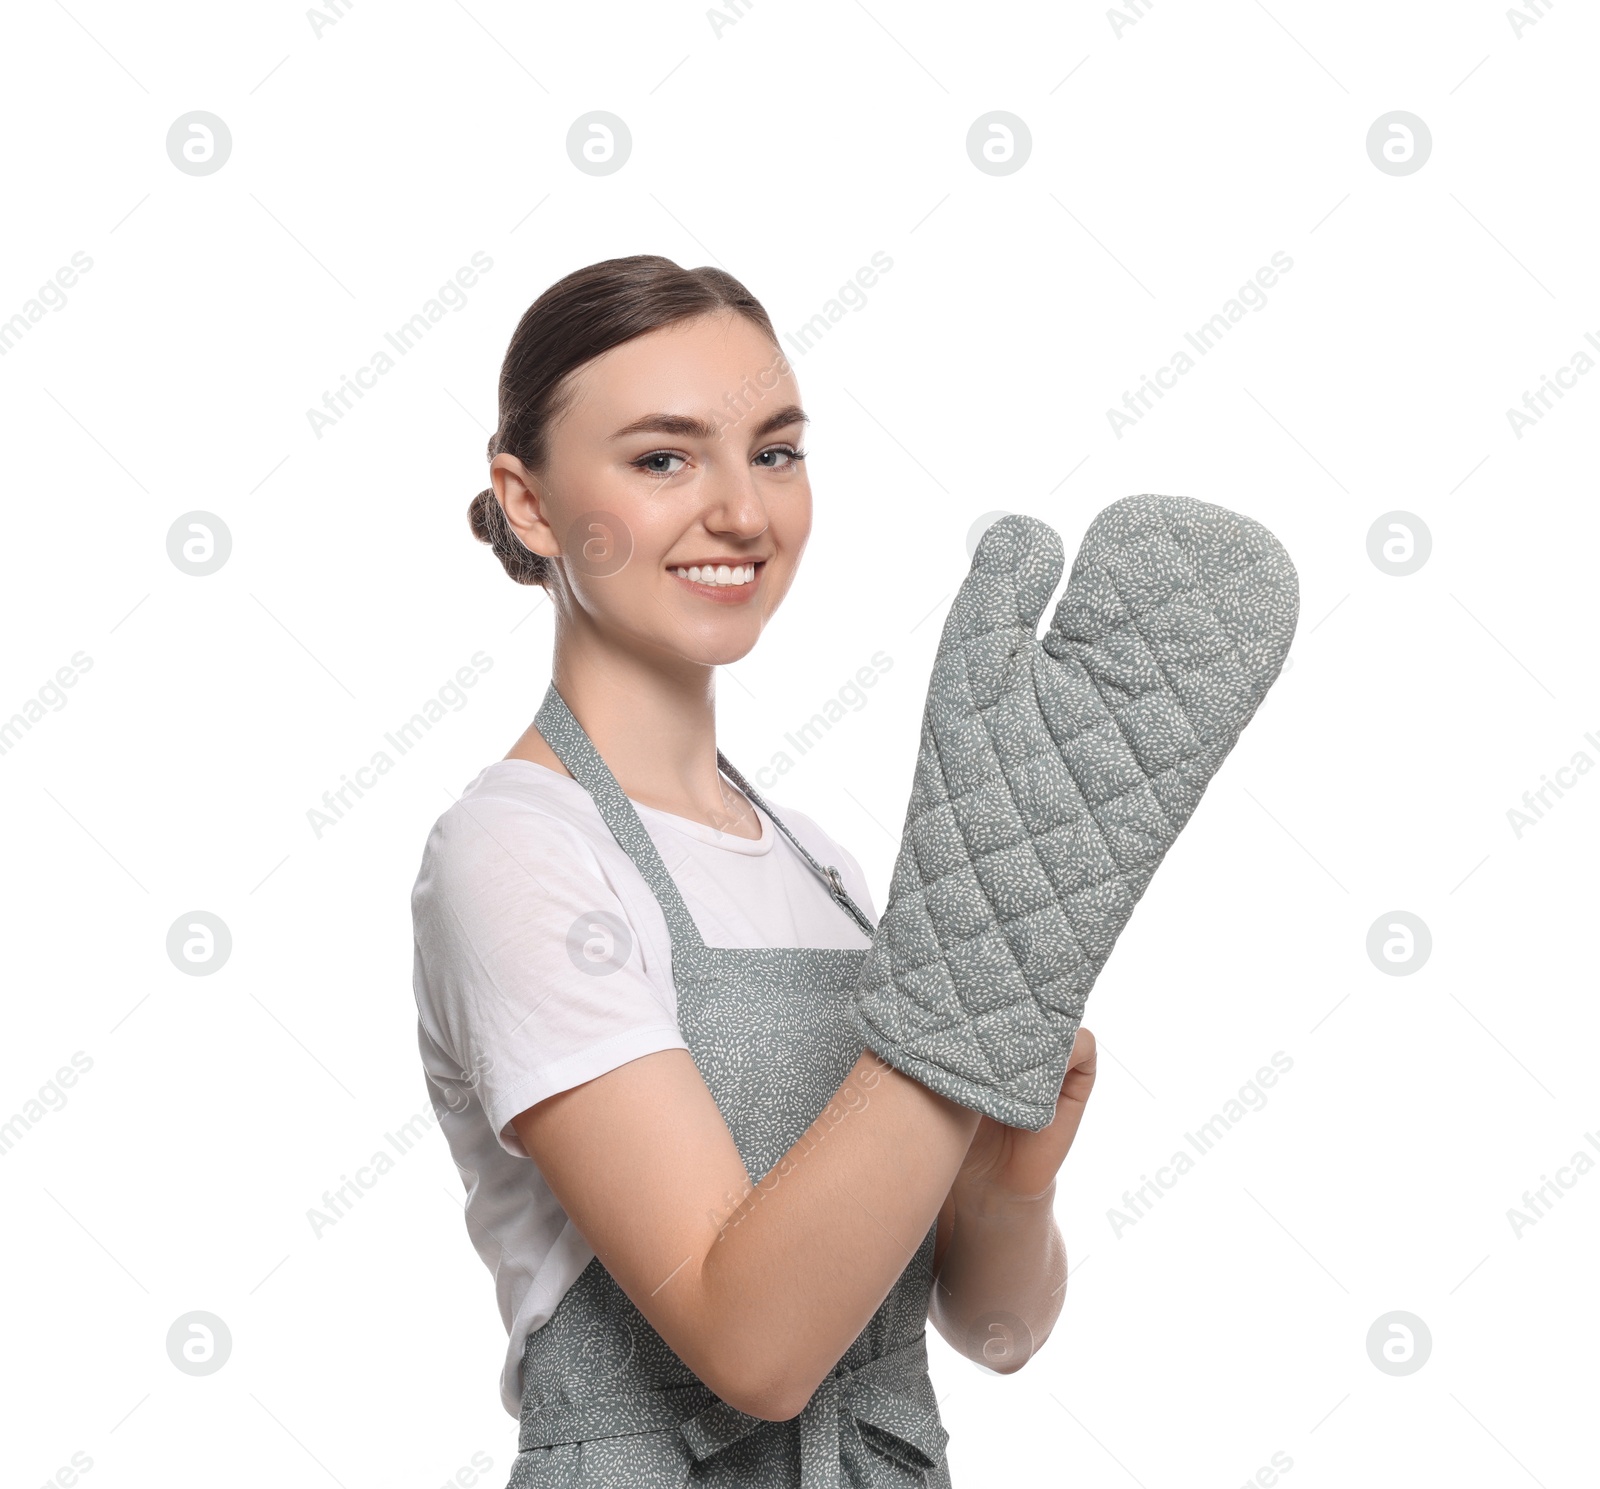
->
[703,1357,817,1423]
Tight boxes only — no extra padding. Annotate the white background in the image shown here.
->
[2,1,1596,1486]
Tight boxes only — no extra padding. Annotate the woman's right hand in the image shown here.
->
[952,1027,1097,1206]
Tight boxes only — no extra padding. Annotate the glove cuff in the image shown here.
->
[850,1005,1070,1133]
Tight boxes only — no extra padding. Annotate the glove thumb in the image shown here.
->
[940,514,1064,708]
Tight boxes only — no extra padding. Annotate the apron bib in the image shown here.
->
[507,682,953,1488]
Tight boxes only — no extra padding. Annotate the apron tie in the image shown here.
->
[679,1332,949,1486]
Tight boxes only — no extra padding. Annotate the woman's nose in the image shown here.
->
[699,468,770,537]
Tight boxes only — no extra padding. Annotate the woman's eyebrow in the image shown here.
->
[608,405,810,442]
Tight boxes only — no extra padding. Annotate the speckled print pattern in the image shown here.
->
[506,685,953,1489]
[851,494,1299,1132]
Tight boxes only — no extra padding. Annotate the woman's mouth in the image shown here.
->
[669,560,765,604]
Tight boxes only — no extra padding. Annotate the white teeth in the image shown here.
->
[675,563,755,587]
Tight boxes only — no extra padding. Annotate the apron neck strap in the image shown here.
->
[532,682,878,948]
[534,682,706,951]
[712,751,878,938]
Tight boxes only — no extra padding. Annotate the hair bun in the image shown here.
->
[468,487,498,544]
[468,486,549,587]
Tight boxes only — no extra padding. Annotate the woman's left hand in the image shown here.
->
[953,1027,1098,1203]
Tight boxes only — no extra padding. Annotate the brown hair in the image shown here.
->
[468,254,782,587]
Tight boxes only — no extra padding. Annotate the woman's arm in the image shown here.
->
[928,1184,1066,1371]
[928,1026,1096,1370]
[511,1044,982,1421]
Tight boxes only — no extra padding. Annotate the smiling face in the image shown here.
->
[491,311,812,669]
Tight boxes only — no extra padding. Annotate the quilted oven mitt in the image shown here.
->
[850,493,1299,1131]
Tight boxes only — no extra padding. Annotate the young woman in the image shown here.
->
[410,254,1098,1487]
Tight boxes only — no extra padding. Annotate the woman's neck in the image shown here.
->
[506,642,760,839]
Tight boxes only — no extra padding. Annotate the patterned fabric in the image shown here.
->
[851,494,1299,1131]
[507,684,953,1488]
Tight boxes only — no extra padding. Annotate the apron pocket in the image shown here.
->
[507,1429,693,1489]
[505,1441,578,1489]
[857,1420,942,1485]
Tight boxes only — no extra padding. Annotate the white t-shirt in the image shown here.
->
[409,757,878,1419]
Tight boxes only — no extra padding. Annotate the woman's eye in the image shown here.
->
[756,444,807,470]
[634,445,806,477]
[635,451,687,477]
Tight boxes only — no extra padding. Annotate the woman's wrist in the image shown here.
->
[952,1173,1058,1221]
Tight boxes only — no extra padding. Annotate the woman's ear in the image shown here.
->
[490,454,561,561]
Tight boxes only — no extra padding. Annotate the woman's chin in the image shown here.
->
[670,626,764,669]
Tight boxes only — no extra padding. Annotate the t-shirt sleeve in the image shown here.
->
[410,792,689,1159]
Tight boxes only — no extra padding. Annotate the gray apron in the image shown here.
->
[507,682,953,1489]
